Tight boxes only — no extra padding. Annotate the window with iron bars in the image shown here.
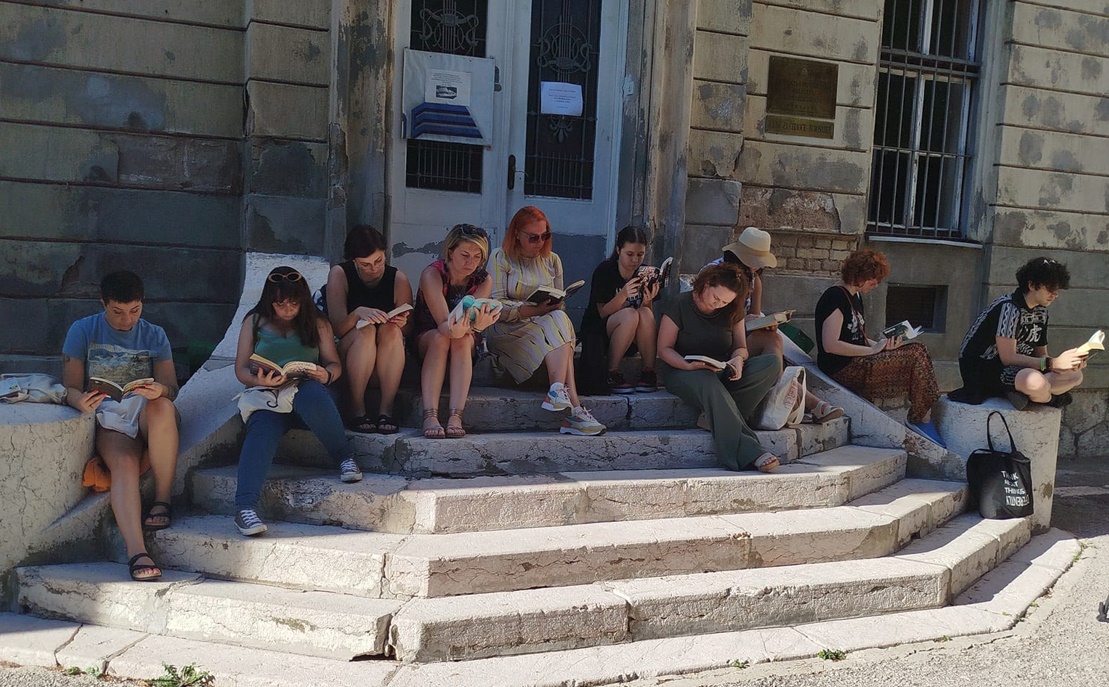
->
[868,0,983,239]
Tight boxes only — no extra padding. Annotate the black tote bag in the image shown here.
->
[965,411,1034,519]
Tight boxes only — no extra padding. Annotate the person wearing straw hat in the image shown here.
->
[707,227,844,423]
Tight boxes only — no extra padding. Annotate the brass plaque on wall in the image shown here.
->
[766,56,837,119]
[765,115,834,139]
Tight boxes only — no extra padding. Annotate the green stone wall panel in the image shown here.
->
[691,80,747,132]
[0,3,243,82]
[246,81,329,141]
[693,31,748,84]
[999,126,1109,175]
[737,140,870,194]
[0,63,243,138]
[1000,85,1109,138]
[996,167,1109,216]
[984,245,1109,293]
[0,182,240,248]
[1010,3,1109,56]
[688,129,743,179]
[248,0,331,30]
[1008,45,1109,98]
[21,1,244,27]
[244,194,328,256]
[757,0,880,21]
[247,22,329,86]
[247,140,329,197]
[992,209,1109,253]
[696,0,752,35]
[750,4,878,63]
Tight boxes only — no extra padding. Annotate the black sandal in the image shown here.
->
[346,414,377,434]
[376,413,399,435]
[128,552,162,581]
[143,501,172,531]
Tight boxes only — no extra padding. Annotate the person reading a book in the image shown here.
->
[412,224,501,438]
[487,206,606,436]
[657,263,783,472]
[62,271,180,581]
[324,225,413,434]
[709,227,843,423]
[815,249,944,446]
[232,266,361,537]
[954,257,1086,409]
[579,225,661,394]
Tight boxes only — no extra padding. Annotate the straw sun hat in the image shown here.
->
[723,227,777,269]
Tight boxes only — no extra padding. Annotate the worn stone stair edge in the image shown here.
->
[0,529,1079,687]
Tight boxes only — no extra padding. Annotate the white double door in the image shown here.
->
[389,0,626,278]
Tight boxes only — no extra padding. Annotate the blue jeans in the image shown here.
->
[235,380,354,509]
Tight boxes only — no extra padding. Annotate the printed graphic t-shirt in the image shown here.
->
[814,286,867,377]
[63,313,172,385]
[959,289,1048,363]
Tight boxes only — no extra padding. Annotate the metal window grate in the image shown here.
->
[867,0,982,239]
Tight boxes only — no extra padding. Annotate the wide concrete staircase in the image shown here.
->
[10,384,1049,680]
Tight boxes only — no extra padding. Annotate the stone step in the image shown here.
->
[388,514,1032,662]
[275,417,851,477]
[153,477,963,599]
[191,445,907,534]
[14,563,402,661]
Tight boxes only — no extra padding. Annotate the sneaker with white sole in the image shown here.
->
[542,382,572,411]
[340,458,363,483]
[235,509,268,536]
[560,407,606,435]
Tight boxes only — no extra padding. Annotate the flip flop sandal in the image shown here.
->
[375,413,399,435]
[142,501,172,531]
[811,401,845,424]
[128,552,162,582]
[347,414,377,434]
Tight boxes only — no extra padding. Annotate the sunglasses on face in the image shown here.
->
[267,271,303,283]
[521,230,552,244]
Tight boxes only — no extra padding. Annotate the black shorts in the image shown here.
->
[959,357,1021,397]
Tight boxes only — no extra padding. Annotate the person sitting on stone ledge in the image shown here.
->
[708,227,844,424]
[953,256,1086,410]
[412,223,501,439]
[815,249,944,446]
[578,224,660,395]
[62,270,180,581]
[658,263,783,472]
[232,266,361,538]
[324,224,412,435]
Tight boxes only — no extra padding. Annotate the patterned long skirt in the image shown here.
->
[831,342,939,423]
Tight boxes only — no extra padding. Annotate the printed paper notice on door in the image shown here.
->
[540,81,583,116]
[425,69,472,106]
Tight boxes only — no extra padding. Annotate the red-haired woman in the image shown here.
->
[815,249,943,445]
[486,206,605,436]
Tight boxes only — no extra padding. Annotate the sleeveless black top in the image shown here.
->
[341,262,397,313]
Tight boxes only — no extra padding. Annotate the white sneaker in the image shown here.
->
[560,407,606,436]
[542,382,572,412]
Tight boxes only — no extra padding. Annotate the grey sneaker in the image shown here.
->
[235,509,267,536]
[542,382,572,412]
[560,407,606,436]
[340,458,363,483]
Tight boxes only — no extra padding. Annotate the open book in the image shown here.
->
[745,310,794,333]
[448,296,503,325]
[526,280,586,305]
[88,376,155,402]
[881,320,923,340]
[684,355,729,371]
[625,257,674,308]
[1076,329,1105,358]
[0,377,20,399]
[355,303,414,329]
[249,354,317,379]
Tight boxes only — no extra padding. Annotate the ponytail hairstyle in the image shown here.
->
[609,225,649,260]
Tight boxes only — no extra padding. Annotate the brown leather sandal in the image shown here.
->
[445,408,466,438]
[422,408,445,439]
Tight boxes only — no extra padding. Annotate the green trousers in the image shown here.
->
[664,353,782,470]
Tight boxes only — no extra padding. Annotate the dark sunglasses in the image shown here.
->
[521,230,552,244]
[458,223,488,239]
[267,271,303,283]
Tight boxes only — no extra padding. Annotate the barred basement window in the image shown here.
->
[868,0,983,239]
[886,285,946,333]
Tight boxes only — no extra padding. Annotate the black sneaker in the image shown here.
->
[1006,391,1030,410]
[340,458,363,483]
[1048,392,1073,408]
[634,368,658,393]
[607,370,634,394]
[235,509,267,536]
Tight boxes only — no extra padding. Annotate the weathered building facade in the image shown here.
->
[1,0,1106,451]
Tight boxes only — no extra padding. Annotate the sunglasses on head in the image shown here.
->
[268,271,303,283]
[458,224,488,239]
[521,230,552,244]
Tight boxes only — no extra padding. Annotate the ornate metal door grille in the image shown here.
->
[406,0,487,193]
[524,0,602,200]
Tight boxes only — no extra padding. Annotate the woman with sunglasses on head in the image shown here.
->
[658,263,783,472]
[486,206,606,436]
[325,225,412,435]
[815,249,943,446]
[232,266,361,536]
[412,224,501,438]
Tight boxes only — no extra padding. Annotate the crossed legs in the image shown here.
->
[1015,368,1083,403]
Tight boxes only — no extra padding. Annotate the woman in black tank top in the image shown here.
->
[325,225,413,434]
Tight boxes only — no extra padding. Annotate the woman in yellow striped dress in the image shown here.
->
[486,206,605,436]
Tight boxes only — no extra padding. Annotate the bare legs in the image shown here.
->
[98,397,178,578]
[605,307,658,370]
[339,322,405,420]
[418,329,476,436]
[1016,368,1083,403]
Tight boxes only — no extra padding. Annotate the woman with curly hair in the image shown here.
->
[815,249,943,445]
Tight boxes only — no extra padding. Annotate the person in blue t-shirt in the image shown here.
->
[62,271,180,582]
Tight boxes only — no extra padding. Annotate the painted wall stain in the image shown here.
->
[8,18,66,62]
[1018,130,1043,165]
[1050,149,1081,173]
[1021,93,1040,120]
[1038,173,1073,206]
[1080,56,1102,82]
[1034,9,1062,30]
[1096,98,1109,121]
[295,38,323,63]
[164,50,176,62]
[252,141,326,197]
